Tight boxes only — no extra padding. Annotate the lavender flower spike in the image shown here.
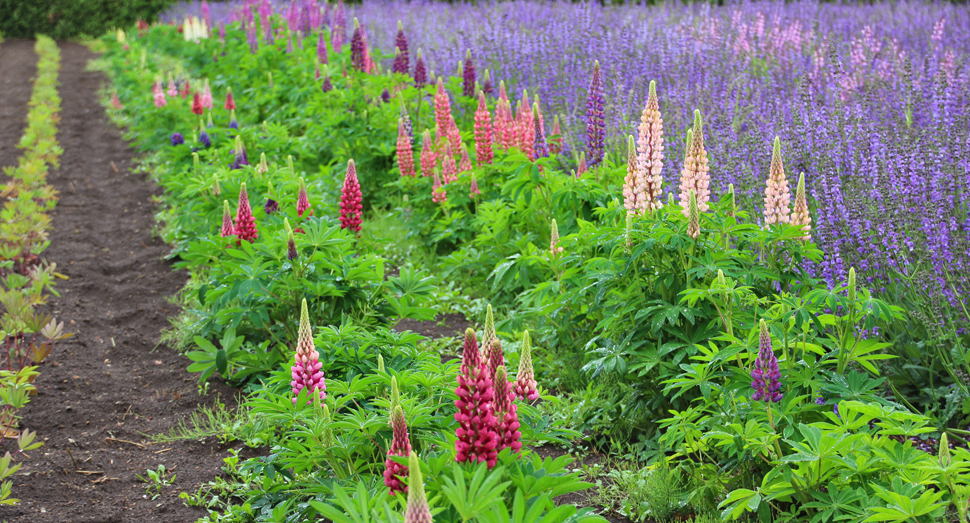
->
[751,320,782,403]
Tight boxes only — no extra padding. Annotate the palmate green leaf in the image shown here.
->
[719,488,761,519]
[439,462,512,522]
[865,478,947,522]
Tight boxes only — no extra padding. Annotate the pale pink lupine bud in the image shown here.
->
[763,137,791,225]
[431,169,447,203]
[474,92,493,165]
[550,219,563,256]
[403,452,431,523]
[636,81,665,213]
[687,190,700,239]
[623,135,638,213]
[291,299,326,404]
[514,330,539,401]
[297,177,312,218]
[152,81,167,107]
[397,119,416,177]
[470,174,481,198]
[678,111,711,216]
[419,129,435,177]
[549,116,563,155]
[441,143,458,184]
[576,153,588,178]
[459,143,472,173]
[220,200,234,237]
[481,304,496,363]
[201,78,213,109]
[492,366,522,453]
[791,172,812,241]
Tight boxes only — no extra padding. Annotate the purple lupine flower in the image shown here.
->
[381,88,391,103]
[350,19,366,71]
[317,31,328,64]
[751,320,782,403]
[393,21,409,74]
[265,198,279,214]
[462,50,476,98]
[171,133,184,146]
[815,396,825,405]
[199,127,211,148]
[481,69,493,97]
[413,49,427,89]
[533,104,548,159]
[585,61,605,167]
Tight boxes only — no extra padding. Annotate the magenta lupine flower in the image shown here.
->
[751,320,783,403]
[220,200,235,238]
[623,135,638,214]
[340,160,363,233]
[350,19,366,71]
[287,230,298,261]
[431,169,447,204]
[317,31,328,64]
[225,87,236,111]
[420,129,436,177]
[291,299,326,404]
[454,329,499,468]
[321,70,333,93]
[791,172,812,241]
[393,21,409,74]
[763,137,791,226]
[487,339,504,386]
[459,144,472,173]
[462,50,476,98]
[384,377,412,495]
[514,331,539,401]
[441,143,458,184]
[297,177,312,218]
[234,183,259,243]
[585,61,606,167]
[403,452,431,523]
[414,49,427,88]
[201,79,213,110]
[636,81,665,213]
[533,104,549,160]
[493,366,522,453]
[397,119,416,178]
[330,21,343,51]
[201,0,211,28]
[152,81,167,108]
[470,174,481,198]
[474,93,493,165]
[481,69,493,97]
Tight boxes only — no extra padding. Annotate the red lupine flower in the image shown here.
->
[234,183,259,242]
[225,87,236,110]
[297,177,312,218]
[454,329,499,468]
[397,119,416,178]
[291,299,326,404]
[514,331,539,401]
[340,160,363,233]
[474,92,493,165]
[191,92,204,115]
[493,366,522,453]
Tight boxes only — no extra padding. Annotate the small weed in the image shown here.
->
[137,464,175,500]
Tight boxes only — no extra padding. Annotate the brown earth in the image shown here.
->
[0,39,38,172]
[0,42,249,523]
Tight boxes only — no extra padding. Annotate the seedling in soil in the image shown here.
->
[137,464,176,500]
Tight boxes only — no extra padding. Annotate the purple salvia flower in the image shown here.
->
[585,60,605,167]
[751,320,783,403]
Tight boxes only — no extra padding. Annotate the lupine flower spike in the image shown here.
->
[431,168,447,204]
[211,174,221,196]
[493,366,522,453]
[397,119,416,177]
[199,119,211,148]
[481,69,493,96]
[459,143,473,173]
[111,91,124,109]
[623,135,638,214]
[791,172,812,241]
[202,79,213,109]
[350,19,366,71]
[576,153,588,178]
[393,21,409,74]
[441,143,458,184]
[225,87,236,110]
[726,184,737,217]
[420,129,435,177]
[297,177,312,218]
[403,452,431,523]
[454,329,499,468]
[763,137,791,225]
[751,319,782,403]
[256,152,268,174]
[317,32,328,64]
[414,49,427,88]
[549,115,563,155]
[192,92,204,115]
[321,69,333,93]
[286,228,298,261]
[687,190,700,239]
[514,330,539,401]
[229,109,239,130]
[171,133,184,146]
[474,92,493,165]
[340,160,363,233]
[533,104,549,160]
[434,79,456,149]
[220,200,234,238]
[488,339,504,385]
[550,218,563,256]
[291,299,326,404]
[231,136,248,169]
[384,378,412,495]
[586,61,606,167]
[234,183,259,242]
[678,111,711,215]
[463,50,476,98]
[636,80,665,213]
[152,81,167,107]
[470,174,481,198]
[481,304,496,363]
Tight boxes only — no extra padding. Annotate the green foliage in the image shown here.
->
[0,0,177,39]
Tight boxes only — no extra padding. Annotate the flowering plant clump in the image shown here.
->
[454,328,499,468]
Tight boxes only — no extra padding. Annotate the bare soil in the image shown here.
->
[0,39,37,172]
[0,42,250,523]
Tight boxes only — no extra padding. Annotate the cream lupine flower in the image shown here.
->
[636,81,665,213]
[763,137,791,225]
[791,172,812,241]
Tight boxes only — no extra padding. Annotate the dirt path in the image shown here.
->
[0,39,38,171]
[0,42,244,523]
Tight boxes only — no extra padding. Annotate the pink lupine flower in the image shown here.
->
[297,177,312,218]
[493,99,511,152]
[397,119,416,178]
[514,330,539,401]
[167,77,178,97]
[340,160,363,233]
[623,135,638,213]
[576,153,588,178]
[419,129,435,177]
[225,87,236,110]
[516,97,535,160]
[441,143,458,184]
[403,452,431,523]
[470,174,481,198]
[220,200,234,238]
[446,114,461,153]
[459,143,472,173]
[111,91,124,109]
[152,81,167,108]
[234,183,259,242]
[678,111,711,216]
[474,92,493,165]
[763,137,791,226]
[384,377,412,495]
[549,116,563,155]
[636,81,665,213]
[291,298,326,404]
[454,328,499,468]
[431,169,447,204]
[433,78,451,133]
[687,190,700,239]
[201,79,213,109]
[493,366,522,453]
[180,77,191,98]
[550,218,563,256]
[791,172,812,241]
